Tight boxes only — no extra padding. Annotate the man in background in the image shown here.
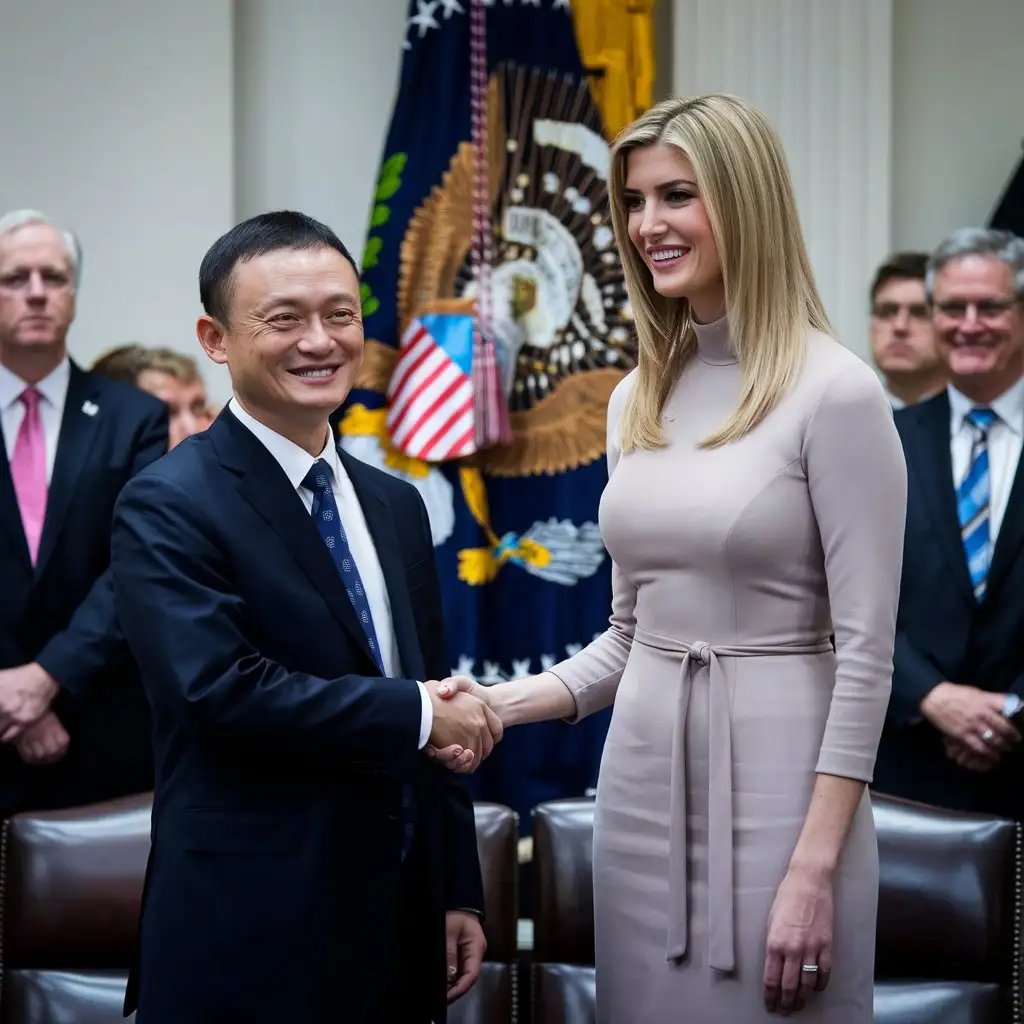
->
[0,209,167,815]
[869,251,946,408]
[874,227,1024,821]
[93,343,213,448]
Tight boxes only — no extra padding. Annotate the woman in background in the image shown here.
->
[434,94,906,1021]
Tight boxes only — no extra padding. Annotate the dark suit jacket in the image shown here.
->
[873,390,1024,819]
[0,362,167,815]
[110,408,484,1024]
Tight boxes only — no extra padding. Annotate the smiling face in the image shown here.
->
[623,141,724,323]
[196,244,364,453]
[931,253,1024,403]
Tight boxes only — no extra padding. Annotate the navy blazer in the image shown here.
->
[873,390,1024,818]
[110,408,483,1024]
[0,362,167,814]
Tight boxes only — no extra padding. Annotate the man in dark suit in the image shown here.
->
[0,209,167,817]
[110,211,502,1023]
[874,226,1024,821]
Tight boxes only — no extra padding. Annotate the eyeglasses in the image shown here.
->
[933,298,1017,321]
[871,302,929,321]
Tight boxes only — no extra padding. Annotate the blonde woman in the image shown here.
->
[434,95,906,1020]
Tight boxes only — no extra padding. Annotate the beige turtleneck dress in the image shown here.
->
[549,317,907,1022]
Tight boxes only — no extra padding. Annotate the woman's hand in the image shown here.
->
[763,866,833,1014]
[425,676,490,774]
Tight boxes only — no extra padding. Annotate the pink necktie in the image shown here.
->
[10,387,47,563]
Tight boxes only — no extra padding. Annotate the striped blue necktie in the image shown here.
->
[303,459,415,858]
[957,408,997,600]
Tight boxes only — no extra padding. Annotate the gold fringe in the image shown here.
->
[354,339,399,394]
[473,366,625,477]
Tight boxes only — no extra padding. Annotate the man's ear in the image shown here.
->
[197,315,228,366]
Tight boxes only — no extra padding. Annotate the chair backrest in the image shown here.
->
[449,801,520,1024]
[0,793,152,1022]
[871,792,1021,1024]
[530,793,1022,1024]
[0,796,521,1024]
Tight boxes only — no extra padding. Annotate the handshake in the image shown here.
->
[425,676,501,773]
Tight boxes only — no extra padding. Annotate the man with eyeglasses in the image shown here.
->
[0,209,167,817]
[869,251,946,408]
[873,227,1024,821]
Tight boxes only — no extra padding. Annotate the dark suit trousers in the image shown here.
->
[370,834,434,1024]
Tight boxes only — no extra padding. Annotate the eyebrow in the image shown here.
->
[255,291,360,315]
[622,178,698,194]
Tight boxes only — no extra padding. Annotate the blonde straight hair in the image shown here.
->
[611,94,833,450]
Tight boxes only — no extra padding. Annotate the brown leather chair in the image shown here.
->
[531,794,1022,1024]
[0,795,519,1024]
[0,792,151,1022]
[449,801,520,1024]
[872,792,1022,1024]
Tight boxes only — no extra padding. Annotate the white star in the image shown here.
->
[511,658,533,678]
[409,0,440,37]
[553,0,571,9]
[439,0,464,15]
[522,0,542,6]
[453,655,476,678]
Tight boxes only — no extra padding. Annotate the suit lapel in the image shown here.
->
[211,413,379,668]
[909,393,976,605]
[985,442,1024,600]
[341,448,426,681]
[0,436,31,568]
[34,364,102,577]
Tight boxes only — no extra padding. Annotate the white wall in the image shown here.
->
[891,0,1024,252]
[234,0,408,260]
[0,0,235,402]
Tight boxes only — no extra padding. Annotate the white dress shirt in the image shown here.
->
[227,399,433,747]
[948,378,1024,547]
[0,357,71,483]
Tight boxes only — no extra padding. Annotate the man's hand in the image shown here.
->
[15,711,70,765]
[0,663,60,742]
[445,910,486,1003]
[942,736,998,773]
[426,677,496,773]
[919,682,1020,759]
[427,678,502,767]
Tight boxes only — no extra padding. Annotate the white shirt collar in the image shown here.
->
[0,356,71,413]
[948,375,1024,436]
[226,397,342,490]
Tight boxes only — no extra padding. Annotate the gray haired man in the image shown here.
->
[873,227,1024,821]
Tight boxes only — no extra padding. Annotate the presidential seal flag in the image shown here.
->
[334,0,638,827]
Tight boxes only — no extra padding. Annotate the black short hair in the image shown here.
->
[869,251,929,304]
[199,211,358,324]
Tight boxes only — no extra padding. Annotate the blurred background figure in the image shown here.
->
[869,252,946,409]
[93,344,213,448]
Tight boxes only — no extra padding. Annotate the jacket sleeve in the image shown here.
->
[36,401,169,700]
[109,468,425,777]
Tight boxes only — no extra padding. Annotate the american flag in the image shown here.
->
[386,312,477,462]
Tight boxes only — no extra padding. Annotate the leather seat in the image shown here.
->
[0,795,520,1024]
[530,793,1022,1024]
[449,801,519,1024]
[0,793,150,1022]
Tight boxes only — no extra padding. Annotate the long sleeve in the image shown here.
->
[36,401,169,700]
[548,373,638,721]
[804,365,908,782]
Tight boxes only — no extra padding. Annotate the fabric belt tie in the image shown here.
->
[632,628,833,973]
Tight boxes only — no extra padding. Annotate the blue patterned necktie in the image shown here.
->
[958,408,997,600]
[302,458,415,857]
